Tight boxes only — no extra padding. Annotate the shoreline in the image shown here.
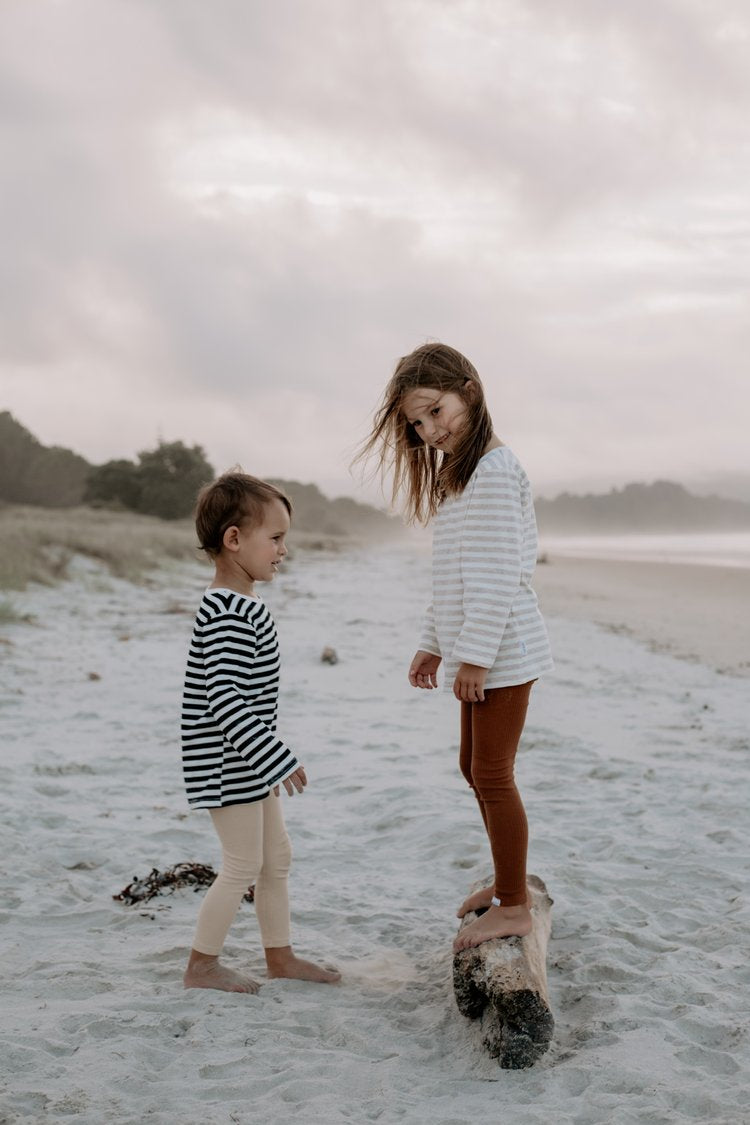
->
[533,553,750,677]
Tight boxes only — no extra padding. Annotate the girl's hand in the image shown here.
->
[408,650,441,689]
[453,663,487,703]
[274,766,308,797]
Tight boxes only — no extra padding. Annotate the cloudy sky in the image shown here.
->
[1,0,749,502]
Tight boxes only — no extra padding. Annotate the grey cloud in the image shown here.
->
[1,0,749,493]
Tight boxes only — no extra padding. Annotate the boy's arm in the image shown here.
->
[200,611,300,788]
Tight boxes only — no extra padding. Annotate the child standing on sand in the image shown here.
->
[361,343,553,952]
[181,471,339,992]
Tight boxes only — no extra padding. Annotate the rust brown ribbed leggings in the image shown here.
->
[459,680,535,907]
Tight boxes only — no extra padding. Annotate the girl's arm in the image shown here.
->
[418,601,441,658]
[200,612,301,789]
[411,602,442,689]
[453,461,523,671]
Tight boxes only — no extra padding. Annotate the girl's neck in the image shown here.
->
[483,434,503,455]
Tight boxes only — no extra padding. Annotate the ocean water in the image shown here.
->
[537,530,750,569]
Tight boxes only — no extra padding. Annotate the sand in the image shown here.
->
[534,554,750,678]
[0,542,748,1124]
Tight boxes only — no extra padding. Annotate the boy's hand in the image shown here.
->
[274,766,308,797]
[408,650,442,689]
[453,663,487,703]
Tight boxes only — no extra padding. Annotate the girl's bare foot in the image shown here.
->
[456,886,494,918]
[453,903,533,953]
[183,950,260,993]
[265,945,341,983]
[457,887,533,918]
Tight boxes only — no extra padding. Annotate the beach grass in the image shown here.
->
[0,596,31,623]
[0,505,204,590]
[0,504,353,591]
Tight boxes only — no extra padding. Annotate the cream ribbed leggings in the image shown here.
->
[192,794,292,955]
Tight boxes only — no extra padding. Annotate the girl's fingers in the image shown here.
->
[454,679,483,701]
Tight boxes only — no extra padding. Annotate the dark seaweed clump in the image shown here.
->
[114,862,254,905]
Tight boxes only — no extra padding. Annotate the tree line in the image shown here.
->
[0,412,213,519]
[0,412,400,534]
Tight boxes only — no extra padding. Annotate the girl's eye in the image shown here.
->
[412,419,422,428]
[431,406,441,416]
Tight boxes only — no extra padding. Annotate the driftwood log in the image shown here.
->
[453,873,554,1068]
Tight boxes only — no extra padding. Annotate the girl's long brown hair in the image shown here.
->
[356,343,494,524]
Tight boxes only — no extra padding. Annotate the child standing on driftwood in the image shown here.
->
[180,471,339,992]
[361,343,553,951]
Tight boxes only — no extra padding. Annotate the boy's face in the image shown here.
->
[234,498,290,583]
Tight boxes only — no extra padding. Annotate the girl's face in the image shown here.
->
[401,387,469,453]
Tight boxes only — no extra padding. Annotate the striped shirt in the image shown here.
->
[181,589,299,809]
[419,445,554,690]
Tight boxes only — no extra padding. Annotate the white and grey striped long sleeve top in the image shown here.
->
[419,445,553,690]
[181,589,299,809]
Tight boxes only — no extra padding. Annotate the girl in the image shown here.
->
[361,343,553,952]
[181,470,340,991]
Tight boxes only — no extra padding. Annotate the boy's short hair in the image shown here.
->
[194,470,292,558]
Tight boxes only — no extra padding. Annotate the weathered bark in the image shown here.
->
[452,874,554,1068]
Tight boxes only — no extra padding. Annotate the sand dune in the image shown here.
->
[0,543,748,1123]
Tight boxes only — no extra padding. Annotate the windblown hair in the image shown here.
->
[357,343,494,524]
[194,470,292,558]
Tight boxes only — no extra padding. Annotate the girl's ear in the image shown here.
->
[463,379,477,401]
[222,524,241,552]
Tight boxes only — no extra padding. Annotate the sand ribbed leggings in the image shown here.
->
[192,794,292,955]
[459,680,535,907]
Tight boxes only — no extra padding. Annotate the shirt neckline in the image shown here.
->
[206,586,262,600]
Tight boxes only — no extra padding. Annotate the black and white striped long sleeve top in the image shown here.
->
[181,589,299,809]
[419,445,554,690]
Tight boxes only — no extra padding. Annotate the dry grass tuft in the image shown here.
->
[0,505,206,590]
[0,505,355,591]
[0,597,31,624]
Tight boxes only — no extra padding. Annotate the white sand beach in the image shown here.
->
[534,553,750,678]
[1,540,748,1124]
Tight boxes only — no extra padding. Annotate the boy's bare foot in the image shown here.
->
[183,951,260,993]
[265,946,341,984]
[456,887,533,918]
[453,903,533,953]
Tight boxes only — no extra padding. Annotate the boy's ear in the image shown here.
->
[222,524,241,552]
